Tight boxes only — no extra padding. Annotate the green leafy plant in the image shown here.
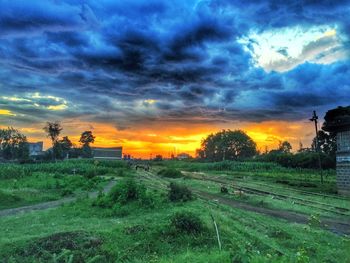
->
[308,214,321,227]
[170,211,204,234]
[94,178,156,209]
[157,168,182,178]
[168,182,193,202]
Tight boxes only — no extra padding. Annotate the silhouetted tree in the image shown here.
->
[43,122,63,160]
[59,136,73,158]
[43,122,62,145]
[195,149,205,159]
[79,131,95,158]
[278,141,292,153]
[0,127,29,160]
[312,130,336,156]
[199,130,257,161]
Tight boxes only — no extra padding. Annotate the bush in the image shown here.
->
[168,182,193,202]
[108,178,141,204]
[170,211,204,234]
[94,178,156,209]
[158,168,182,178]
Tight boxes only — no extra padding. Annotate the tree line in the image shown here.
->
[43,121,95,160]
[0,122,96,161]
[196,129,336,169]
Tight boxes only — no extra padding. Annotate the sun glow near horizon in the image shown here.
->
[20,119,315,159]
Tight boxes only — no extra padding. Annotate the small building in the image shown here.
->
[92,147,122,160]
[28,142,44,156]
[323,106,350,196]
[177,152,191,160]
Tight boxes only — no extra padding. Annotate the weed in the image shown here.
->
[308,214,321,227]
[168,182,193,202]
[158,168,182,178]
[170,211,204,234]
[94,178,157,210]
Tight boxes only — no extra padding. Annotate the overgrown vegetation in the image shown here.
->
[168,182,193,202]
[170,211,205,234]
[256,151,336,169]
[93,178,157,215]
[165,160,293,173]
[0,172,103,209]
[0,159,128,180]
[0,159,129,209]
[157,168,183,178]
[0,159,348,262]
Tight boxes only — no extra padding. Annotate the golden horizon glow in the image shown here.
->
[19,119,316,159]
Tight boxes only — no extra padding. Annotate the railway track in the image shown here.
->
[181,172,350,217]
[223,174,350,201]
[136,170,350,236]
[139,170,349,217]
[185,171,349,201]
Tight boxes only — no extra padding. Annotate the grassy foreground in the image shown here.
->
[0,160,349,262]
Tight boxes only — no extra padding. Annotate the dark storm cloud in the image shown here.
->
[0,0,349,127]
[0,1,97,38]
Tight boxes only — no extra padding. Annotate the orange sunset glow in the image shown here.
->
[15,119,315,159]
[1,0,348,160]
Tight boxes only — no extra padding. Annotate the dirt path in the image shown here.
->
[195,190,350,236]
[0,180,117,218]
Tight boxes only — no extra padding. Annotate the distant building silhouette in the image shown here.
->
[177,152,191,160]
[28,142,44,157]
[92,147,122,160]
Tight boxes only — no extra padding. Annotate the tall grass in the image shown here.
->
[166,160,291,172]
[0,159,128,179]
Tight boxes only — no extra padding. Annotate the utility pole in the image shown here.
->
[309,110,323,183]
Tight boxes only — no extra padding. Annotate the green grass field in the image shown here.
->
[0,160,349,262]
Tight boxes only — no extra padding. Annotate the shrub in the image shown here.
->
[170,211,204,234]
[168,182,193,202]
[157,168,182,178]
[94,178,156,209]
[108,178,142,204]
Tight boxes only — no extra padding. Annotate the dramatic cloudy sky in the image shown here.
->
[0,0,349,157]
